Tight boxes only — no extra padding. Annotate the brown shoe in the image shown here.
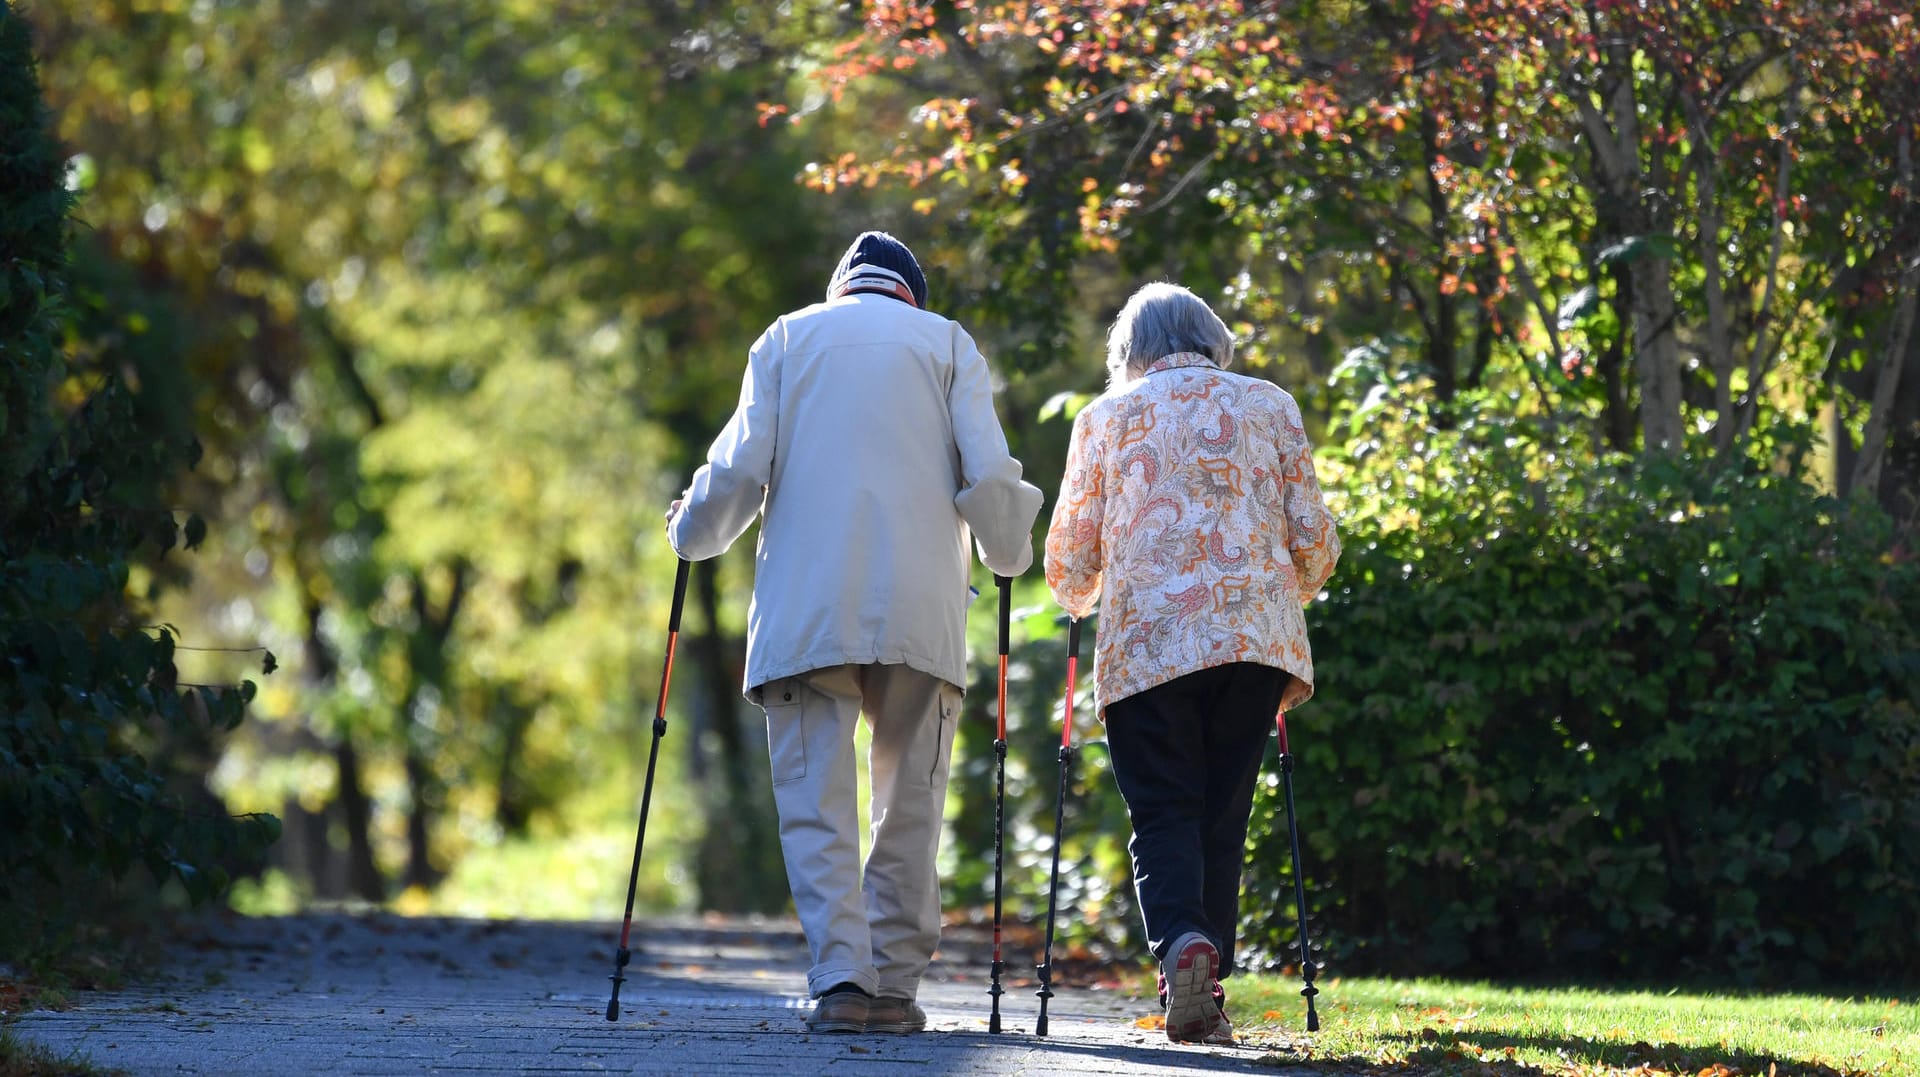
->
[806,989,869,1033]
[865,995,927,1033]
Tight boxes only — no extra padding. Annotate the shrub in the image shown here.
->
[1242,422,1920,986]
[1,2,277,968]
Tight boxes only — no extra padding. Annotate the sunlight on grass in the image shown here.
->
[1224,975,1916,1076]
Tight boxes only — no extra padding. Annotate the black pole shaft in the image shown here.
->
[1276,712,1321,1032]
[1035,617,1081,1038]
[988,575,1012,1034]
[606,558,691,1022]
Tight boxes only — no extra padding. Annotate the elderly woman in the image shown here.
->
[1044,282,1340,1045]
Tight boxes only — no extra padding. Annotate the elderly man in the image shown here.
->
[1045,282,1340,1045]
[667,232,1042,1034]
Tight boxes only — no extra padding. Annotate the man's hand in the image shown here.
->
[664,499,683,534]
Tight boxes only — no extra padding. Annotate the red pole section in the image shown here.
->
[1059,642,1080,747]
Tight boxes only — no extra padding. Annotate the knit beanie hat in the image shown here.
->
[826,231,928,309]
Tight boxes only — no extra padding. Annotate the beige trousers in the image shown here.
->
[756,663,961,999]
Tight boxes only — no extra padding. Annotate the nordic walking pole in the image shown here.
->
[1034,616,1082,1038]
[1275,710,1321,1032]
[987,574,1013,1034]
[605,558,692,1022]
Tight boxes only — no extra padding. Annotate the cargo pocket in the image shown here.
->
[930,683,962,785]
[764,680,807,785]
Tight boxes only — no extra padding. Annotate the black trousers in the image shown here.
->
[1103,662,1289,977]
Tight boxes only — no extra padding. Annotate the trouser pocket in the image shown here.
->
[764,679,806,785]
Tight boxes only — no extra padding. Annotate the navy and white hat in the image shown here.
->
[826,231,928,309]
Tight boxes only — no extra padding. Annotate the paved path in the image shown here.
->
[12,913,1322,1075]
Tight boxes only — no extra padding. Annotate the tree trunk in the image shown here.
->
[402,746,437,889]
[493,688,535,835]
[1881,318,1920,533]
[1850,259,1920,500]
[1685,96,1737,453]
[1579,53,1684,454]
[299,590,384,901]
[334,739,385,901]
[1629,262,1686,453]
[399,563,468,891]
[1419,105,1460,408]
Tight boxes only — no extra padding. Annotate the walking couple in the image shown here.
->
[664,232,1340,1044]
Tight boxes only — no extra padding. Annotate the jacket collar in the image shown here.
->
[1143,351,1219,375]
[829,267,920,308]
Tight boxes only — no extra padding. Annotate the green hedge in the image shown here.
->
[1,2,276,968]
[1242,446,1920,985]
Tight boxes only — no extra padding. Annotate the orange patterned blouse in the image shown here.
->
[1043,352,1341,714]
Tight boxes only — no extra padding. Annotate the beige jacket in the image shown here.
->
[670,293,1043,696]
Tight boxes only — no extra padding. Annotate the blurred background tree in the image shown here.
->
[10,0,1917,985]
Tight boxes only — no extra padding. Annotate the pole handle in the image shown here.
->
[666,558,691,633]
[995,575,1011,654]
[996,578,1012,740]
[1276,709,1291,755]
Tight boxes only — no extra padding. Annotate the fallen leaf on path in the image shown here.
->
[1135,1014,1165,1029]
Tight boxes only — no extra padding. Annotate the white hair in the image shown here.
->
[1104,282,1236,389]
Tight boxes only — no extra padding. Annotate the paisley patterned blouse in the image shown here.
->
[1043,352,1341,714]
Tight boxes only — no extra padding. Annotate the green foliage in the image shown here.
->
[1242,405,1920,984]
[1,2,276,968]
[0,0,66,513]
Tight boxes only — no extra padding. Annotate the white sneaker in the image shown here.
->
[1161,932,1223,1043]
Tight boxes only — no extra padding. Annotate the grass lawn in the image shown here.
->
[1202,974,1917,1076]
[0,1027,114,1077]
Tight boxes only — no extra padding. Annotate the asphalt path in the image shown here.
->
[11,912,1327,1075]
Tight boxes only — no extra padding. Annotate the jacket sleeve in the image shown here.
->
[948,326,1043,576]
[1043,404,1105,620]
[1278,395,1341,604]
[669,326,780,562]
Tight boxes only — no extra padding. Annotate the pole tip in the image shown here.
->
[605,997,620,1022]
